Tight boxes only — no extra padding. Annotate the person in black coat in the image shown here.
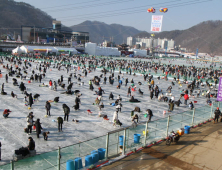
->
[29,93,33,108]
[127,87,131,97]
[109,92,114,100]
[54,97,59,103]
[150,90,154,100]
[27,137,35,150]
[214,107,221,123]
[45,101,51,116]
[104,77,107,84]
[1,83,4,92]
[63,104,70,121]
[125,78,128,86]
[57,117,63,132]
[129,96,140,102]
[19,82,26,93]
[74,97,81,110]
[146,109,153,121]
[35,119,43,138]
[5,74,8,83]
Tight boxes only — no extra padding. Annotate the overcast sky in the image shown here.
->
[15,0,220,32]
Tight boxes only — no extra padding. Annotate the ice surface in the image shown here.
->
[0,57,217,166]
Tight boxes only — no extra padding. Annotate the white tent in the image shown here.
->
[12,46,27,54]
[12,45,78,55]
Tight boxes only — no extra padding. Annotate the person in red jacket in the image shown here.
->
[3,109,11,118]
[184,94,189,105]
[49,80,52,87]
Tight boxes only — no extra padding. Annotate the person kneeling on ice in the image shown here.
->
[3,109,11,118]
[117,95,122,101]
[11,91,17,98]
[109,92,114,100]
[42,131,50,141]
[129,96,140,102]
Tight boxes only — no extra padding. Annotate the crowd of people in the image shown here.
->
[0,54,221,162]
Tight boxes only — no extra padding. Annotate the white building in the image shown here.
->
[135,42,146,49]
[127,36,133,46]
[141,38,152,48]
[126,36,175,50]
[167,39,175,49]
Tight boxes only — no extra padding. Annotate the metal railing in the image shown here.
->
[1,101,219,170]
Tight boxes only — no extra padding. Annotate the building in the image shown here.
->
[102,40,115,47]
[167,39,175,50]
[21,20,89,45]
[135,42,146,49]
[140,38,152,48]
[126,36,175,50]
[127,36,133,46]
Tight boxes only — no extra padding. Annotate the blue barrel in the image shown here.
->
[98,148,106,160]
[85,155,93,167]
[119,136,124,146]
[184,126,190,134]
[134,134,141,143]
[74,157,83,169]
[91,150,97,154]
[91,152,99,164]
[66,160,75,170]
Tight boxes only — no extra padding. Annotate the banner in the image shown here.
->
[217,77,222,101]
[151,15,163,32]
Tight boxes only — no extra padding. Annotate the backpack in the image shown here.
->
[24,128,28,133]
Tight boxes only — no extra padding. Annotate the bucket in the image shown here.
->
[66,160,75,170]
[74,157,83,169]
[184,126,190,134]
[91,152,99,164]
[177,129,184,136]
[85,155,93,167]
[134,134,141,143]
[119,136,124,146]
[98,148,106,160]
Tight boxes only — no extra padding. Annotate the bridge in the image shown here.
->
[153,51,181,56]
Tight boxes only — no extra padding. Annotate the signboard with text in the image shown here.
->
[151,15,163,32]
[217,77,222,101]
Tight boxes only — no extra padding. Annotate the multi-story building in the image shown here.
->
[127,36,133,46]
[21,20,89,45]
[127,36,175,50]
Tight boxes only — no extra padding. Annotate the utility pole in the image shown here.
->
[85,34,86,44]
[34,26,35,44]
